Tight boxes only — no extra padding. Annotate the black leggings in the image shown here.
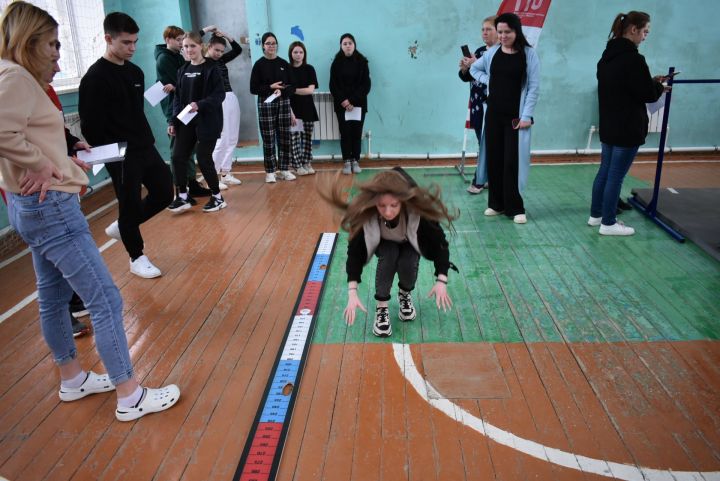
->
[484,109,524,216]
[335,108,365,161]
[171,123,220,195]
[374,240,420,302]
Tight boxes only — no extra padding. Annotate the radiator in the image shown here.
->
[312,91,340,140]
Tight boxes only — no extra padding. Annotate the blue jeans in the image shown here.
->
[8,191,134,385]
[591,143,639,225]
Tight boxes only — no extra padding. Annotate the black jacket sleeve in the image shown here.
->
[221,40,243,63]
[417,218,451,277]
[250,60,272,98]
[349,61,371,107]
[629,53,664,103]
[197,63,226,113]
[329,59,349,104]
[346,230,369,283]
[65,128,80,154]
[78,73,110,147]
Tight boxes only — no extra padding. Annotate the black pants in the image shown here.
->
[171,123,220,194]
[484,109,524,216]
[335,108,365,161]
[168,134,197,180]
[374,240,420,302]
[105,146,173,260]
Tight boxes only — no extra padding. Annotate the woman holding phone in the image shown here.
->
[470,13,540,224]
[589,11,665,236]
[250,32,296,183]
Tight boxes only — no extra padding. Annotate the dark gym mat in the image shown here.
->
[631,187,720,261]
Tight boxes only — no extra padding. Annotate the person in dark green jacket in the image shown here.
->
[155,25,210,197]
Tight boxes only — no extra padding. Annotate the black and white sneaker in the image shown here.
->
[203,196,227,212]
[398,290,416,321]
[167,195,192,213]
[373,306,392,337]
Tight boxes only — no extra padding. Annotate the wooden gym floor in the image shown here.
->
[0,158,719,481]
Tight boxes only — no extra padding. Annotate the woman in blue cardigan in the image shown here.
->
[470,13,540,224]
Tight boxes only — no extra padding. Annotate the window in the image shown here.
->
[0,0,105,92]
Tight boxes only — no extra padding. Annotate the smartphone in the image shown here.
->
[461,45,472,58]
[511,118,520,129]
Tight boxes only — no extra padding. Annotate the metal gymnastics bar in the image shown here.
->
[627,66,720,242]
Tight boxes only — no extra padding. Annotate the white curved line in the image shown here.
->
[393,343,719,481]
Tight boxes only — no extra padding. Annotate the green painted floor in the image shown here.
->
[312,164,720,345]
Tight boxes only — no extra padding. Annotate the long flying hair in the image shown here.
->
[317,169,457,239]
[608,11,650,40]
[0,1,58,85]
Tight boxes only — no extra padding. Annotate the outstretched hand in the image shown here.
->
[427,281,452,312]
[344,289,367,326]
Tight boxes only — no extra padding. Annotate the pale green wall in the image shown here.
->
[243,0,720,154]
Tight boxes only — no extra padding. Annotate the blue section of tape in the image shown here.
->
[307,254,330,281]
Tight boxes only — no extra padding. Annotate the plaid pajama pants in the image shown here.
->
[290,120,315,169]
[257,97,292,173]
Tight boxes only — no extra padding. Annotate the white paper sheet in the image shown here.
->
[144,81,168,107]
[290,119,304,133]
[345,106,362,121]
[76,143,123,165]
[92,164,104,176]
[646,92,666,115]
[177,104,197,125]
[264,91,280,104]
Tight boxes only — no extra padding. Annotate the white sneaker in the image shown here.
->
[305,165,315,174]
[115,384,180,422]
[265,173,277,183]
[351,161,362,174]
[296,166,309,176]
[587,216,602,226]
[484,208,503,216]
[466,184,484,194]
[599,222,635,236]
[105,220,121,240]
[221,173,242,185]
[130,255,162,278]
[342,162,352,175]
[218,181,228,191]
[277,170,296,181]
[513,214,527,224]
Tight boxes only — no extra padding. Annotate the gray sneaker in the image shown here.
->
[342,161,352,175]
[351,160,362,174]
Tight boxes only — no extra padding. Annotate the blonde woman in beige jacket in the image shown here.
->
[0,1,179,421]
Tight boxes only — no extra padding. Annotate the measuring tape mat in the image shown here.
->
[233,232,338,481]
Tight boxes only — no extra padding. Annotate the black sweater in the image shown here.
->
[249,56,295,100]
[172,60,225,141]
[597,37,664,147]
[79,57,155,151]
[329,55,371,111]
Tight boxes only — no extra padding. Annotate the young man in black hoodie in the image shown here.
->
[79,12,173,278]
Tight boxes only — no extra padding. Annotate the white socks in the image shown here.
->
[117,386,144,408]
[179,192,188,200]
[61,370,87,389]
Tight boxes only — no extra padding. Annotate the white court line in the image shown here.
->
[393,343,719,481]
[0,238,117,325]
